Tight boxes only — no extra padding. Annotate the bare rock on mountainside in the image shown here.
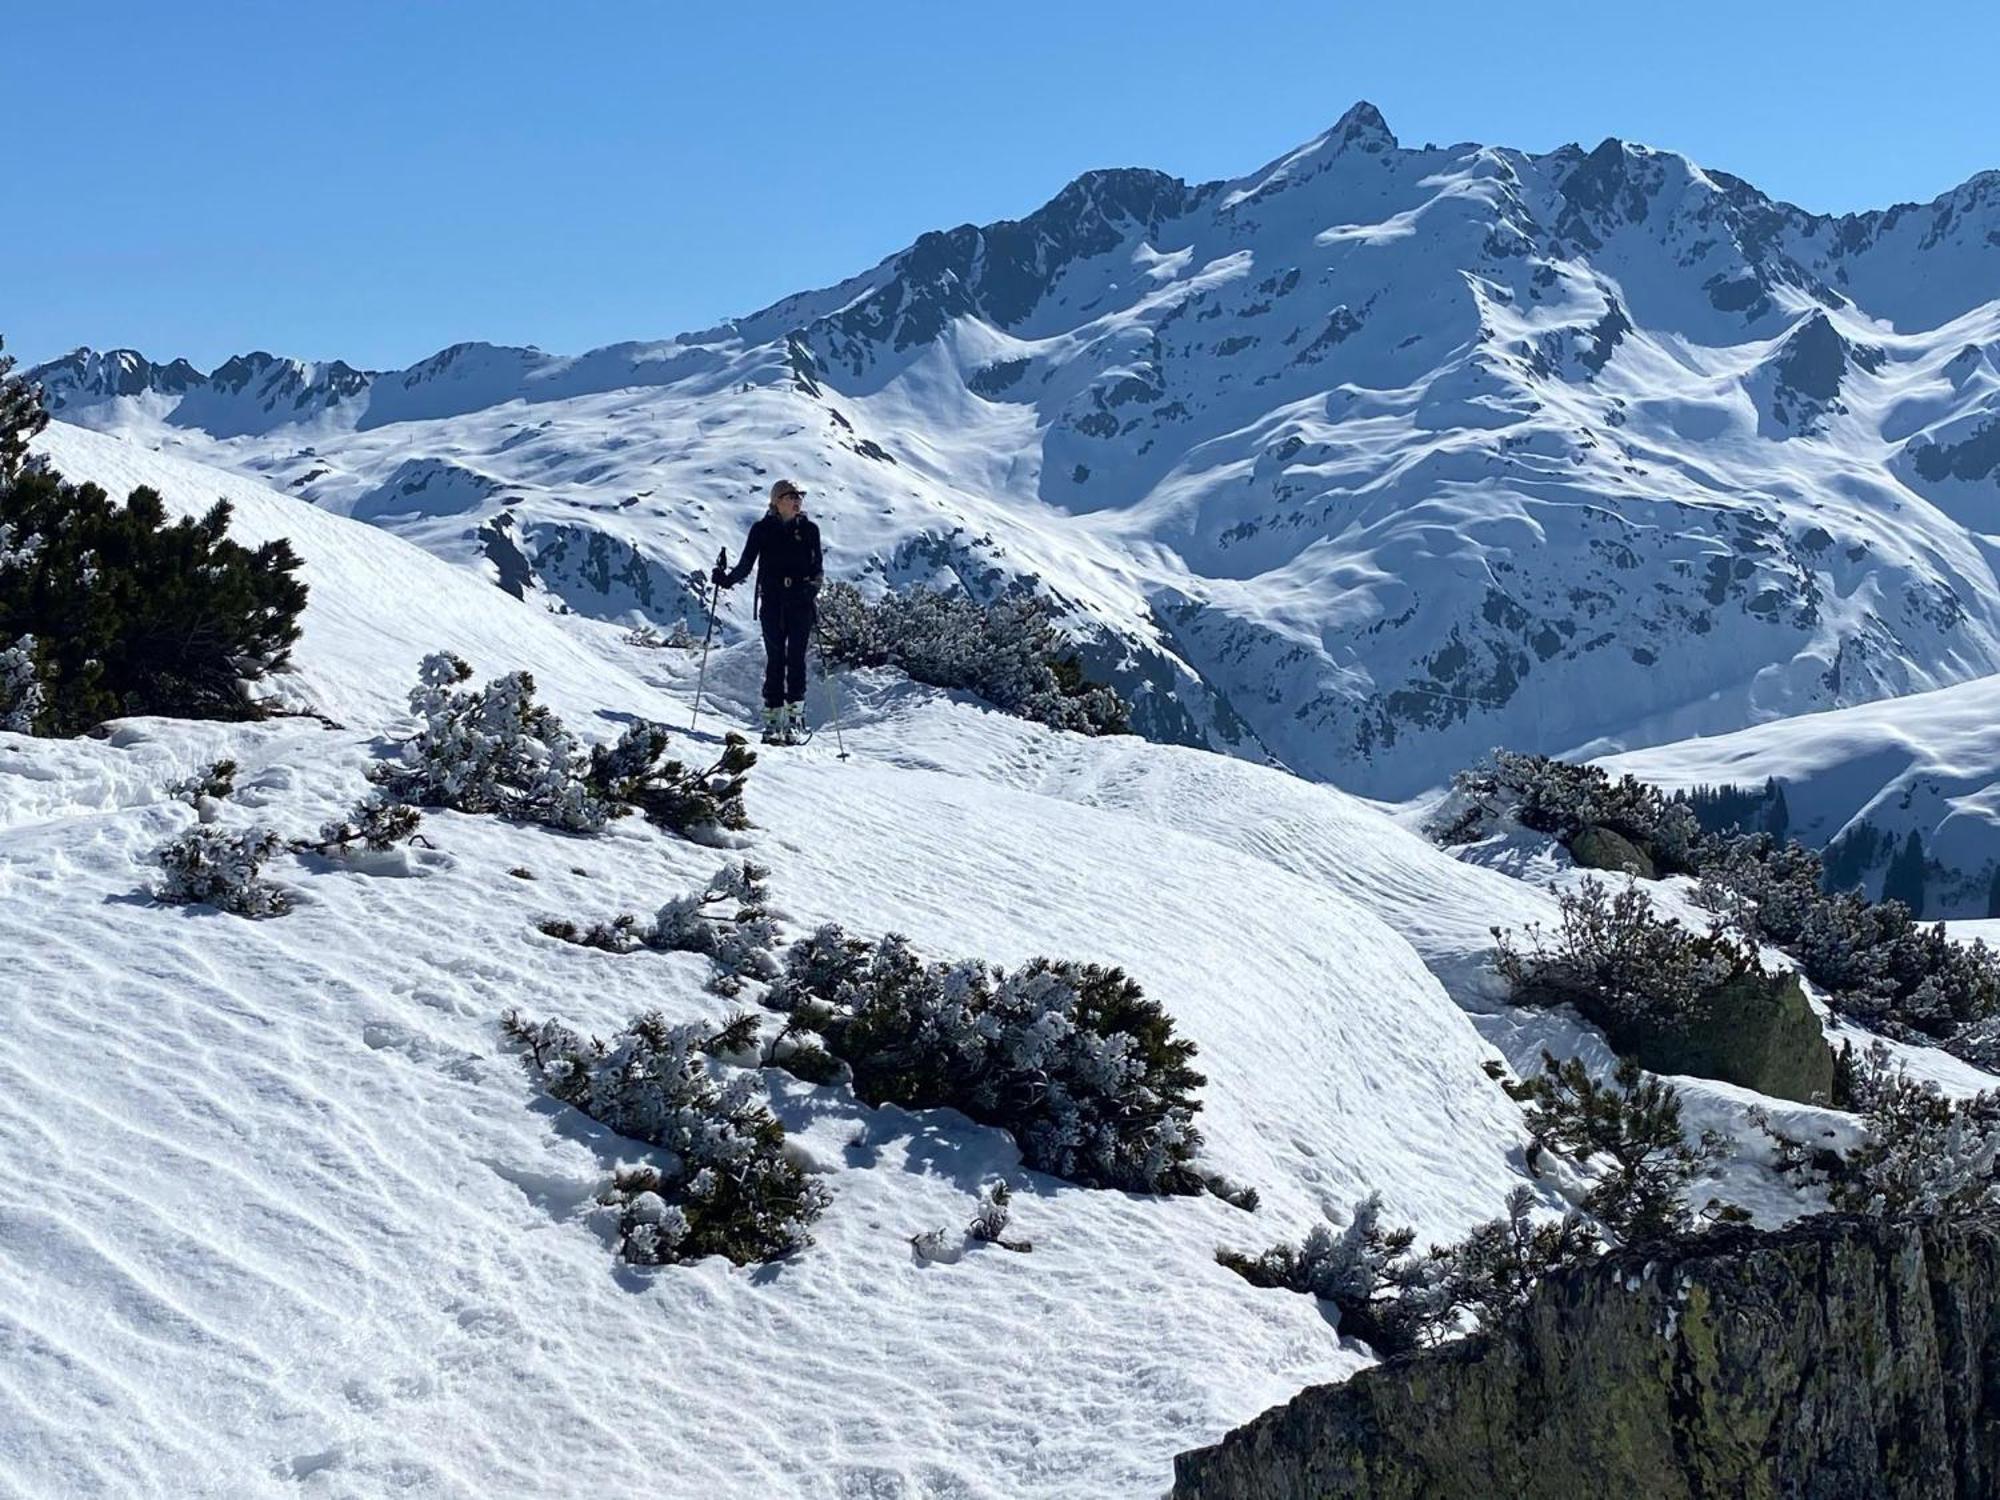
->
[1174,1214,2000,1500]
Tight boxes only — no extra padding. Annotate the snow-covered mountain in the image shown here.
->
[30,104,2000,797]
[1601,672,2000,917]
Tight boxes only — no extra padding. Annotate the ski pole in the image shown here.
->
[690,547,726,731]
[815,620,849,761]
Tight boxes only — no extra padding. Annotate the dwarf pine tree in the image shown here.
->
[375,653,753,837]
[816,581,1129,735]
[152,824,292,917]
[0,336,48,482]
[503,1009,829,1264]
[1220,1185,1601,1354]
[1504,1053,1720,1243]
[1831,1043,2000,1215]
[541,861,780,995]
[1218,1192,1455,1356]
[305,794,424,855]
[769,925,1204,1193]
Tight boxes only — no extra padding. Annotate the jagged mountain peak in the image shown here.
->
[1327,99,1397,153]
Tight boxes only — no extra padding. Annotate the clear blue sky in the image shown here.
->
[6,0,1996,372]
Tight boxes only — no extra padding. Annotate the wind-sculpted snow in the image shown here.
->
[2,430,1546,1498]
[29,106,2000,797]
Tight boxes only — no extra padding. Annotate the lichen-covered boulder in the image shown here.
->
[1567,825,1656,879]
[1599,969,1834,1105]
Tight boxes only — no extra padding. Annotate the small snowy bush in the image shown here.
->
[913,1182,1032,1264]
[305,794,424,855]
[769,925,1204,1193]
[968,1182,1021,1247]
[0,634,45,733]
[503,1009,829,1265]
[1432,750,1699,872]
[1697,831,2000,1037]
[540,860,779,995]
[1437,1185,1600,1331]
[1503,1052,1720,1244]
[167,758,237,806]
[1219,1193,1453,1355]
[817,581,1128,735]
[1494,877,1764,1032]
[374,653,751,837]
[152,823,292,917]
[591,720,754,837]
[622,619,697,651]
[1830,1043,2000,1216]
[1221,1186,1599,1354]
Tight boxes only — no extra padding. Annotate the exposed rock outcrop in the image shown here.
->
[1174,1215,2000,1499]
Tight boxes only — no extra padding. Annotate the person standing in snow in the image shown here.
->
[713,479,824,744]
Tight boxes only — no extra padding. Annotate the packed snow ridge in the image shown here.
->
[31,103,2000,802]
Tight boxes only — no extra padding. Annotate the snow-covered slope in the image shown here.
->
[32,106,2000,797]
[4,426,1571,1498]
[1600,671,2000,917]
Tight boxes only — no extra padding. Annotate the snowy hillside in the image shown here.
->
[6,425,1579,1498]
[1601,673,2000,917]
[32,105,2000,797]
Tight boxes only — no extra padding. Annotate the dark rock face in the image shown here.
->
[1173,1215,2000,1500]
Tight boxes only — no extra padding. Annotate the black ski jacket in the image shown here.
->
[721,510,823,610]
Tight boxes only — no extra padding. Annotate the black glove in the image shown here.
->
[710,564,730,587]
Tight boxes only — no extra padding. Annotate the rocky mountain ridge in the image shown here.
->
[31,103,2000,796]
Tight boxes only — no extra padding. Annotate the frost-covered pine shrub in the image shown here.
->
[1218,1192,1453,1356]
[152,823,292,917]
[503,1009,829,1265]
[769,924,1205,1193]
[914,1182,1033,1264]
[1438,1185,1600,1332]
[167,758,238,806]
[1493,877,1764,1033]
[306,794,424,855]
[540,860,779,995]
[1503,1052,1720,1244]
[1829,1043,2000,1216]
[0,336,49,482]
[816,581,1129,735]
[1432,751,1699,872]
[1695,831,2000,1037]
[622,620,697,651]
[374,654,752,837]
[591,720,754,837]
[968,1182,1019,1246]
[0,634,45,733]
[373,653,612,831]
[1220,1185,1600,1354]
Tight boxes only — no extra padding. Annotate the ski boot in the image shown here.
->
[761,706,785,745]
[779,702,807,746]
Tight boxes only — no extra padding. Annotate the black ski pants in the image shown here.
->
[760,593,816,707]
